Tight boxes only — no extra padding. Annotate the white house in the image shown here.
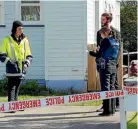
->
[0,0,121,92]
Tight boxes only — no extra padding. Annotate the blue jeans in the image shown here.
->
[99,60,117,114]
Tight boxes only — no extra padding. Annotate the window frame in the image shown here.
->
[17,0,43,25]
[0,1,4,25]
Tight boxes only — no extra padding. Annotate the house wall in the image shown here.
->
[44,1,87,91]
[0,1,16,78]
[87,0,95,45]
[23,27,45,80]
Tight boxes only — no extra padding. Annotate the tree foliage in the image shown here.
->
[120,1,137,52]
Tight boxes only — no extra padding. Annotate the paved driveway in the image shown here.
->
[0,106,123,129]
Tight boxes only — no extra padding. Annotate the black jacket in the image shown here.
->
[96,26,121,64]
[97,26,121,47]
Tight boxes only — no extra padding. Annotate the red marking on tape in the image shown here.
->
[0,104,5,112]
[0,86,137,112]
[105,90,124,98]
[9,99,41,111]
[68,93,101,103]
[46,96,65,106]
[124,86,138,95]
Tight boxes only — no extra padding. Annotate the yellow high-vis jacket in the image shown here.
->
[0,35,33,76]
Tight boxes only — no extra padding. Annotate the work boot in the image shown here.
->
[18,109,25,111]
[8,111,16,113]
[98,112,113,116]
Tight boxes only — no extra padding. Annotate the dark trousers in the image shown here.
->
[97,63,119,107]
[7,77,22,102]
[99,62,116,114]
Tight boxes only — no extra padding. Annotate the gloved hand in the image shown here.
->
[24,64,28,68]
[24,59,31,67]
[22,64,28,74]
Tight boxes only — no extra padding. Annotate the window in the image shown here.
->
[20,0,43,24]
[0,1,4,25]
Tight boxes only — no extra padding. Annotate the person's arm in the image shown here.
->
[89,38,110,58]
[89,31,102,57]
[0,37,10,63]
[24,37,33,67]
[97,31,102,47]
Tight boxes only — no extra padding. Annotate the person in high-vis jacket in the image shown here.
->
[0,21,33,112]
[88,27,120,116]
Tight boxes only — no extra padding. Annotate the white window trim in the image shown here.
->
[16,1,44,25]
[0,1,4,25]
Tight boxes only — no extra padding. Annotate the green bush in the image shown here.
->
[20,80,38,95]
[0,76,8,96]
[0,77,49,96]
[0,77,79,96]
[20,80,49,96]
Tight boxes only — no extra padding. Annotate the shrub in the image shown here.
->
[0,77,49,96]
[20,79,49,96]
[0,77,80,97]
[0,76,8,96]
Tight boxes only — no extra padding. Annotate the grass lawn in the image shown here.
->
[66,100,102,106]
[127,113,138,129]
[0,95,102,106]
[0,95,46,102]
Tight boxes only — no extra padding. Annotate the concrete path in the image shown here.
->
[0,106,129,129]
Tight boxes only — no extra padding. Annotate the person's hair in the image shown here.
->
[99,26,111,36]
[101,12,113,22]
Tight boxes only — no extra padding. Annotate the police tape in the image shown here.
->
[0,86,137,112]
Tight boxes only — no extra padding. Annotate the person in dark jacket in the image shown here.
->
[89,27,120,116]
[96,13,121,112]
[0,21,33,113]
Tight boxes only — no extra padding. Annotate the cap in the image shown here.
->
[11,20,23,34]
